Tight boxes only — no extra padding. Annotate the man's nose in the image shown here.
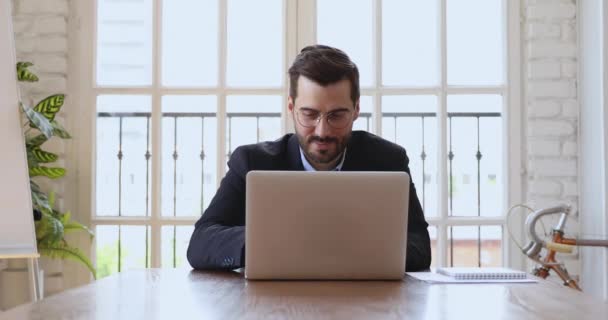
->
[314,115,331,137]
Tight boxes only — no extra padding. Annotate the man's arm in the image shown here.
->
[187,148,248,270]
[400,149,432,271]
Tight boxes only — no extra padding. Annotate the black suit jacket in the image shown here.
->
[187,131,431,271]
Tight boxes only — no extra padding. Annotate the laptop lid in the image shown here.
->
[245,171,409,280]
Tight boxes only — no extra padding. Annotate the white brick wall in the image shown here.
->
[527,4,576,20]
[17,0,68,15]
[528,40,577,58]
[528,60,561,79]
[1,0,70,309]
[524,0,580,277]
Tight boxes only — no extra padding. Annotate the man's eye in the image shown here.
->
[302,111,319,118]
[328,111,347,120]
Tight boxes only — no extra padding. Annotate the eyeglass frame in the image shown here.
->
[293,107,356,129]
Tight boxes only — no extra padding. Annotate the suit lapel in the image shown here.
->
[341,131,360,171]
[287,134,305,171]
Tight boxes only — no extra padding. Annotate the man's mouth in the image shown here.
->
[311,140,335,149]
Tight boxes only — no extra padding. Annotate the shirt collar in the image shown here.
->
[299,147,347,172]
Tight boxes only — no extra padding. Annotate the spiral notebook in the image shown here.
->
[437,267,527,280]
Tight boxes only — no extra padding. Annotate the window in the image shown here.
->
[312,0,512,268]
[89,0,521,278]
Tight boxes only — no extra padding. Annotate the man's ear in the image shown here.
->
[288,96,295,114]
[353,100,360,121]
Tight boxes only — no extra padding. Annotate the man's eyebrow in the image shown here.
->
[299,107,351,112]
[299,106,319,111]
[329,107,351,113]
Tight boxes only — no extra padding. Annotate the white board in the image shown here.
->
[0,0,38,259]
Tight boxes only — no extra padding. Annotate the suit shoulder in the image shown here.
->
[230,134,293,171]
[235,134,291,158]
[352,131,406,156]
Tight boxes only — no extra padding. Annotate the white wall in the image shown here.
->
[578,0,608,301]
[523,0,581,277]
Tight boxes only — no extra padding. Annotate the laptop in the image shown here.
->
[245,171,409,280]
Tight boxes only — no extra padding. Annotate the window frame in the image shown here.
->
[299,0,523,269]
[68,0,523,285]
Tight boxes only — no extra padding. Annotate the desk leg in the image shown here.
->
[34,258,43,299]
[27,258,40,302]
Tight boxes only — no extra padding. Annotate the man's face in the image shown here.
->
[288,76,359,169]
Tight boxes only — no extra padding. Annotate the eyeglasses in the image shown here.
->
[295,108,354,129]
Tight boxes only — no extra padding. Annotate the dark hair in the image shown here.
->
[288,45,360,106]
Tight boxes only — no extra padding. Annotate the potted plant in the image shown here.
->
[17,62,96,279]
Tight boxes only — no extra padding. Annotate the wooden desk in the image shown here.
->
[1,268,606,319]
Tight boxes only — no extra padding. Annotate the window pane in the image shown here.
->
[96,225,150,279]
[162,96,217,217]
[353,96,373,132]
[226,95,282,155]
[447,95,503,217]
[120,226,150,271]
[480,226,502,267]
[97,0,152,86]
[96,225,118,278]
[162,226,194,268]
[162,0,218,87]
[226,0,283,87]
[382,96,438,218]
[96,96,152,217]
[448,226,502,267]
[447,0,504,85]
[317,0,373,87]
[382,0,439,86]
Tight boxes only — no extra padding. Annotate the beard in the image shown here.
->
[295,131,351,165]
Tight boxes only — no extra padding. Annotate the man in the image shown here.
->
[187,45,431,271]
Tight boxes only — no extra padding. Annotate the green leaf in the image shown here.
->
[26,146,40,168]
[63,221,95,240]
[31,147,58,163]
[34,94,65,121]
[30,188,52,214]
[17,62,33,69]
[21,103,53,138]
[16,62,39,82]
[48,191,56,208]
[60,211,70,224]
[51,209,63,219]
[50,120,71,139]
[30,179,41,192]
[35,212,64,244]
[26,134,48,148]
[29,166,66,179]
[38,242,96,279]
[60,211,94,239]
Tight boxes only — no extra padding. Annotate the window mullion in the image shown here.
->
[505,0,524,270]
[92,217,199,225]
[296,0,317,49]
[283,0,296,134]
[437,0,448,268]
[373,0,382,135]
[290,0,317,135]
[150,0,163,269]
[217,0,228,184]
[428,217,506,226]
